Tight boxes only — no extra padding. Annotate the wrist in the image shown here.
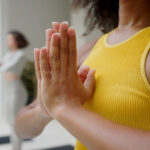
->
[35,105,52,123]
[53,101,83,119]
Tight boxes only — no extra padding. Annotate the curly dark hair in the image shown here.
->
[72,0,119,34]
[8,31,29,49]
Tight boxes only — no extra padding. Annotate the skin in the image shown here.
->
[15,22,97,138]
[15,0,150,150]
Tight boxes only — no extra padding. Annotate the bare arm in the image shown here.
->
[15,100,52,139]
[55,104,150,150]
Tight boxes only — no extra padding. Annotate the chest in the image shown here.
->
[84,45,150,119]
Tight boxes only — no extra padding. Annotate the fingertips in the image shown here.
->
[84,69,96,97]
[78,66,90,74]
[60,21,68,33]
[34,48,40,59]
[87,69,96,83]
[52,21,60,32]
[78,66,90,83]
[46,29,55,42]
[68,27,76,39]
[51,33,60,47]
[41,48,48,55]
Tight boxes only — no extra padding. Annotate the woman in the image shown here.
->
[15,0,150,150]
[0,31,28,150]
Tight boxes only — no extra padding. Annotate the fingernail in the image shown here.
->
[34,48,40,56]
[62,21,68,25]
[69,28,75,36]
[42,46,46,49]
[41,49,47,54]
[62,25,68,30]
[53,33,60,40]
[45,28,50,32]
[52,21,59,25]
[34,48,39,51]
[61,21,68,30]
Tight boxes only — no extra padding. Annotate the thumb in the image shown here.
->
[78,66,90,83]
[84,69,96,98]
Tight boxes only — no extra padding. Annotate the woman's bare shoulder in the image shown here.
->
[77,38,99,67]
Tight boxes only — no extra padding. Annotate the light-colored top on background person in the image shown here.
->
[0,50,26,76]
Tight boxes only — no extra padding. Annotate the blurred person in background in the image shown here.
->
[0,31,29,150]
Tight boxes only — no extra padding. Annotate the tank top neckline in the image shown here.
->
[104,26,150,48]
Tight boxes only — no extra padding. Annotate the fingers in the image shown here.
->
[52,22,60,32]
[46,22,60,52]
[68,28,77,76]
[40,48,51,80]
[50,33,61,78]
[84,69,96,98]
[34,48,41,81]
[78,66,90,83]
[46,29,55,54]
[59,22,69,78]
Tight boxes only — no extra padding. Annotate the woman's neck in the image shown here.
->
[118,0,150,30]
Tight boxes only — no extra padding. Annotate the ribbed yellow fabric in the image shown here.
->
[75,27,150,150]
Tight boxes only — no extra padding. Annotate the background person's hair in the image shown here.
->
[72,0,119,34]
[8,31,29,49]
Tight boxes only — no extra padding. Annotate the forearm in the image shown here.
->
[55,104,150,150]
[15,105,52,139]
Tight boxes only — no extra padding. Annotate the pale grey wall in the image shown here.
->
[71,8,102,48]
[0,0,70,115]
[4,0,70,60]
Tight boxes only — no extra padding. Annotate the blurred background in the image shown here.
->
[0,0,101,149]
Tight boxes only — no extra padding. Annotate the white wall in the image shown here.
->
[0,0,3,116]
[0,0,102,115]
[0,0,10,117]
[70,8,102,48]
[0,0,70,116]
[4,0,70,60]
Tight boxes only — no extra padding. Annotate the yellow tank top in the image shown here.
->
[75,27,150,150]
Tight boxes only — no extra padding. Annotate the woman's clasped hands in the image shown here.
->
[34,22,96,118]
